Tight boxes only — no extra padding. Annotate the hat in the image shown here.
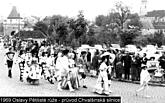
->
[81,51,87,55]
[141,64,147,68]
[68,53,74,58]
[62,49,69,55]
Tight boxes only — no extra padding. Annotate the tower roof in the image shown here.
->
[7,6,22,19]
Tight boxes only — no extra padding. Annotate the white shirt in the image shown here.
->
[56,56,62,70]
[46,57,54,66]
[60,56,70,72]
[99,62,108,71]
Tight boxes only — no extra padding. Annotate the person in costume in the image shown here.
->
[39,52,48,79]
[68,53,80,89]
[135,64,151,98]
[57,49,75,92]
[78,51,88,88]
[94,56,112,95]
[26,53,41,84]
[46,53,56,84]
[18,49,26,82]
[5,47,15,78]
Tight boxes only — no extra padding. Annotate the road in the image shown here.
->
[0,48,165,103]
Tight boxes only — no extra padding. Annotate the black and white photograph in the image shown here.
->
[0,0,165,103]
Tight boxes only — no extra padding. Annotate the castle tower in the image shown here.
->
[3,6,24,36]
[140,0,148,17]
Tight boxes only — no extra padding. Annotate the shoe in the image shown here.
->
[83,85,87,88]
[109,90,113,93]
[57,88,63,91]
[144,95,151,98]
[104,91,110,95]
[70,89,75,92]
[135,90,138,96]
[20,79,23,82]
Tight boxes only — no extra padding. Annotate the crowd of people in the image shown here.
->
[4,39,165,96]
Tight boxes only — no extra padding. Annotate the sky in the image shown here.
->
[0,0,165,21]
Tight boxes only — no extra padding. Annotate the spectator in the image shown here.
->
[121,52,132,80]
[91,50,100,76]
[86,49,91,72]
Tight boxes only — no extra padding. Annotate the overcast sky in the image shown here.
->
[0,0,165,21]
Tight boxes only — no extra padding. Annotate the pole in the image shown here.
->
[18,19,20,38]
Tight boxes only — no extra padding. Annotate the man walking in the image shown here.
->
[121,52,132,80]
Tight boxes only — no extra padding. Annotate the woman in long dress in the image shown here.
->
[23,51,32,79]
[18,49,26,82]
[78,51,88,88]
[57,49,75,92]
[68,53,80,89]
[135,64,151,98]
[46,53,56,84]
[94,56,112,95]
[39,52,48,79]
[26,53,41,84]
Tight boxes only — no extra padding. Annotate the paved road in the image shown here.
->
[0,48,165,103]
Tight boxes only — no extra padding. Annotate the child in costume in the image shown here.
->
[136,64,151,98]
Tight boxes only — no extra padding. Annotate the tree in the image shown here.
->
[153,31,164,47]
[56,22,68,44]
[114,1,130,29]
[120,29,140,46]
[86,24,97,46]
[44,15,70,44]
[95,15,107,26]
[68,11,88,46]
[33,21,48,37]
[127,13,143,30]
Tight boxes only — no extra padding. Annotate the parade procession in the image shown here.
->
[4,40,115,94]
[3,39,165,96]
[1,0,165,103]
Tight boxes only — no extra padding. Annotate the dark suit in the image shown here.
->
[122,54,132,80]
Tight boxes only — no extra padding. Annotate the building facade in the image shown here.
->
[3,6,24,36]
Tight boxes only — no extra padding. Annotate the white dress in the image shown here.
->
[28,58,41,80]
[95,62,109,93]
[140,69,151,85]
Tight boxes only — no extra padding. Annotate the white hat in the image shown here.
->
[58,52,62,57]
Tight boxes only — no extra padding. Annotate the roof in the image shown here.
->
[14,30,47,39]
[146,10,165,17]
[154,25,165,29]
[7,6,22,19]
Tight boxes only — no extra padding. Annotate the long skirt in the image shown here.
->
[19,61,25,80]
[27,64,42,84]
[95,71,109,94]
[40,63,50,79]
[61,67,80,89]
[47,66,56,83]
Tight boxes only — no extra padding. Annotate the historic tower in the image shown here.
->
[140,0,148,17]
[3,6,23,36]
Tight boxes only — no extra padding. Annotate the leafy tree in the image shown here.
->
[153,31,164,47]
[44,15,70,44]
[68,11,88,46]
[114,1,130,29]
[95,15,107,26]
[127,13,143,30]
[33,21,48,37]
[120,29,139,46]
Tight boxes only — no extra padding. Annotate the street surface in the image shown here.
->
[0,47,164,103]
